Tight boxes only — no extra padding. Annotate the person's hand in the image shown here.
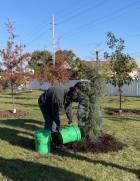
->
[56,126,60,132]
[68,120,72,125]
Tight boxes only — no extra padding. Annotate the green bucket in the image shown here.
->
[59,125,81,144]
[34,129,51,154]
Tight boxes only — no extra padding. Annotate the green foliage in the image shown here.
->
[78,64,106,141]
[110,55,137,87]
[72,60,90,80]
[61,50,79,68]
[29,50,52,78]
[30,50,52,65]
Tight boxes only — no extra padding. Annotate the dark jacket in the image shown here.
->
[38,86,73,125]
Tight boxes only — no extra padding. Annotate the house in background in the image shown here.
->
[129,68,140,80]
[86,60,140,80]
[59,61,71,70]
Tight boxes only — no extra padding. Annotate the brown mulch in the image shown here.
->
[0,110,28,118]
[107,110,138,116]
[56,133,127,153]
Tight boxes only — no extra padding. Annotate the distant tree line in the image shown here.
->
[0,20,138,114]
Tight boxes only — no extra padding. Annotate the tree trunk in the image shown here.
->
[11,83,16,113]
[119,86,122,113]
[11,69,16,113]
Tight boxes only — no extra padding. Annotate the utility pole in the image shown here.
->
[52,16,56,68]
[95,44,100,62]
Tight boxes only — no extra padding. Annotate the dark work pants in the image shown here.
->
[39,104,54,131]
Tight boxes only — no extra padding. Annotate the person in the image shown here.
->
[38,82,83,133]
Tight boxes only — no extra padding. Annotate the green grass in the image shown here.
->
[0,90,140,181]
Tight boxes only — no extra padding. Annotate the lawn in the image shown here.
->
[0,90,140,181]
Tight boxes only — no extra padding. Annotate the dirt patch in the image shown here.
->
[54,133,127,153]
[0,110,28,118]
[107,110,138,116]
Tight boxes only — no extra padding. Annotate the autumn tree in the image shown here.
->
[48,50,71,85]
[0,21,31,113]
[105,32,137,112]
[30,50,71,85]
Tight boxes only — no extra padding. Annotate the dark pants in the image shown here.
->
[38,94,53,130]
[38,93,60,132]
[39,104,53,131]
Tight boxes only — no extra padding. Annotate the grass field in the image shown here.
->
[0,90,140,181]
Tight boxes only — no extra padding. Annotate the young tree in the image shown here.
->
[0,21,31,113]
[77,63,106,141]
[105,32,137,112]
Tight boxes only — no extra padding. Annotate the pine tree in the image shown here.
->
[78,63,105,141]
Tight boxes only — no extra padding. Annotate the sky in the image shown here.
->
[0,0,140,65]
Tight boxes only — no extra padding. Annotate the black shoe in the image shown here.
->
[51,132,61,146]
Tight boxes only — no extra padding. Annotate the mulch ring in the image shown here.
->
[55,133,127,153]
[0,110,28,118]
[107,109,139,116]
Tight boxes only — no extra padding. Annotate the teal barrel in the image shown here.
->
[34,129,51,154]
[59,125,81,144]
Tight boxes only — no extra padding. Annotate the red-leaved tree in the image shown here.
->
[0,20,31,113]
[48,50,71,85]
[37,50,71,85]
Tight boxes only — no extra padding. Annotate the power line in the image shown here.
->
[58,0,107,25]
[27,27,50,47]
[25,0,140,50]
[59,0,140,40]
[54,0,93,19]
[25,0,107,47]
[23,0,94,46]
